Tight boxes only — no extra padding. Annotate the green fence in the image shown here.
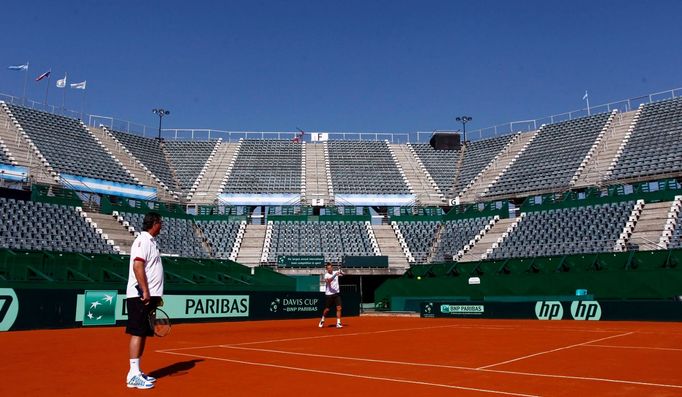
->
[0,249,295,292]
[376,249,682,309]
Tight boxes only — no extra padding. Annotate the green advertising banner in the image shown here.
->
[0,288,19,331]
[277,256,325,267]
[2,289,360,331]
[421,300,682,321]
[76,294,250,324]
[82,290,117,326]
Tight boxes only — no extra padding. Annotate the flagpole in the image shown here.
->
[44,70,52,109]
[81,88,86,121]
[61,74,67,115]
[22,62,29,105]
[584,90,590,116]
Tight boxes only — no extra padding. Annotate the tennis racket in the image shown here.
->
[149,307,171,337]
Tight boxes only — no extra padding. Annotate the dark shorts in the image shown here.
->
[125,296,162,337]
[324,294,342,310]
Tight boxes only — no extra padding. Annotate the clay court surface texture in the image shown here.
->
[1,316,681,396]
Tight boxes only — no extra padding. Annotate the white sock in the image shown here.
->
[337,319,341,324]
[129,358,141,377]
[320,316,325,322]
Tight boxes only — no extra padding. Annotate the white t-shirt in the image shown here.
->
[126,231,164,298]
[324,270,341,295]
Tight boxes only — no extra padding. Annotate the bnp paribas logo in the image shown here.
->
[83,290,117,326]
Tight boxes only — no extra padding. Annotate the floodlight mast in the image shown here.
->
[456,116,472,144]
[152,108,170,140]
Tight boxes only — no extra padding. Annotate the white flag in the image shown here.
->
[56,75,67,88]
[582,91,588,100]
[8,63,29,71]
[70,81,86,90]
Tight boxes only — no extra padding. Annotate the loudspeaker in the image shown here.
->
[429,132,461,150]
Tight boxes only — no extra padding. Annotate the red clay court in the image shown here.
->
[1,316,681,396]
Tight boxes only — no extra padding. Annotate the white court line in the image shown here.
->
[157,322,618,353]
[157,323,507,352]
[585,344,682,352]
[221,345,474,370]
[215,344,682,390]
[159,349,540,397]
[476,332,634,370]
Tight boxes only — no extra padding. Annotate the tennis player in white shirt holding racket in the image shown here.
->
[319,262,343,328]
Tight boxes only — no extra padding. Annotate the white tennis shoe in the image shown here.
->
[140,373,156,383]
[127,374,155,389]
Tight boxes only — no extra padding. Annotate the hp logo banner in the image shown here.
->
[535,301,564,320]
[570,301,602,320]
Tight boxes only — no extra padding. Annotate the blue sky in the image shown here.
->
[1,0,680,138]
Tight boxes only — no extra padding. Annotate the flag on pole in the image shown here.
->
[56,75,67,88]
[70,81,86,90]
[8,63,29,71]
[35,70,51,81]
[582,91,588,100]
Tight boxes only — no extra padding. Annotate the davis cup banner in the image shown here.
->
[75,292,250,325]
[0,289,360,331]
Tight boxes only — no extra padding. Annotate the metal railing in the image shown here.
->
[0,93,83,120]
[2,86,680,143]
[464,87,682,141]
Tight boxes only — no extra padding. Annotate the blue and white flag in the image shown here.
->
[56,75,67,88]
[70,81,86,90]
[8,63,28,71]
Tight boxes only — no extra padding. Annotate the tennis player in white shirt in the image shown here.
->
[319,263,343,328]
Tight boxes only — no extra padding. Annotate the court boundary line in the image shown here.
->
[585,344,682,352]
[214,344,682,390]
[157,323,513,352]
[156,322,622,353]
[476,332,634,369]
[159,349,540,397]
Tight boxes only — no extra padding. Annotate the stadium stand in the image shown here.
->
[0,139,10,164]
[0,198,114,254]
[573,110,638,187]
[485,112,613,197]
[454,134,516,195]
[164,140,218,195]
[5,104,138,185]
[120,212,207,258]
[670,222,682,249]
[393,220,440,263]
[3,88,682,295]
[393,217,493,264]
[195,219,244,260]
[667,196,682,249]
[327,141,410,194]
[222,139,302,194]
[608,97,682,182]
[389,143,443,205]
[186,140,237,204]
[489,201,636,259]
[433,217,494,262]
[408,143,458,195]
[408,134,515,200]
[263,220,379,264]
[108,129,177,191]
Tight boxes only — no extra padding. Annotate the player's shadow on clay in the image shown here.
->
[324,324,350,328]
[149,359,203,379]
